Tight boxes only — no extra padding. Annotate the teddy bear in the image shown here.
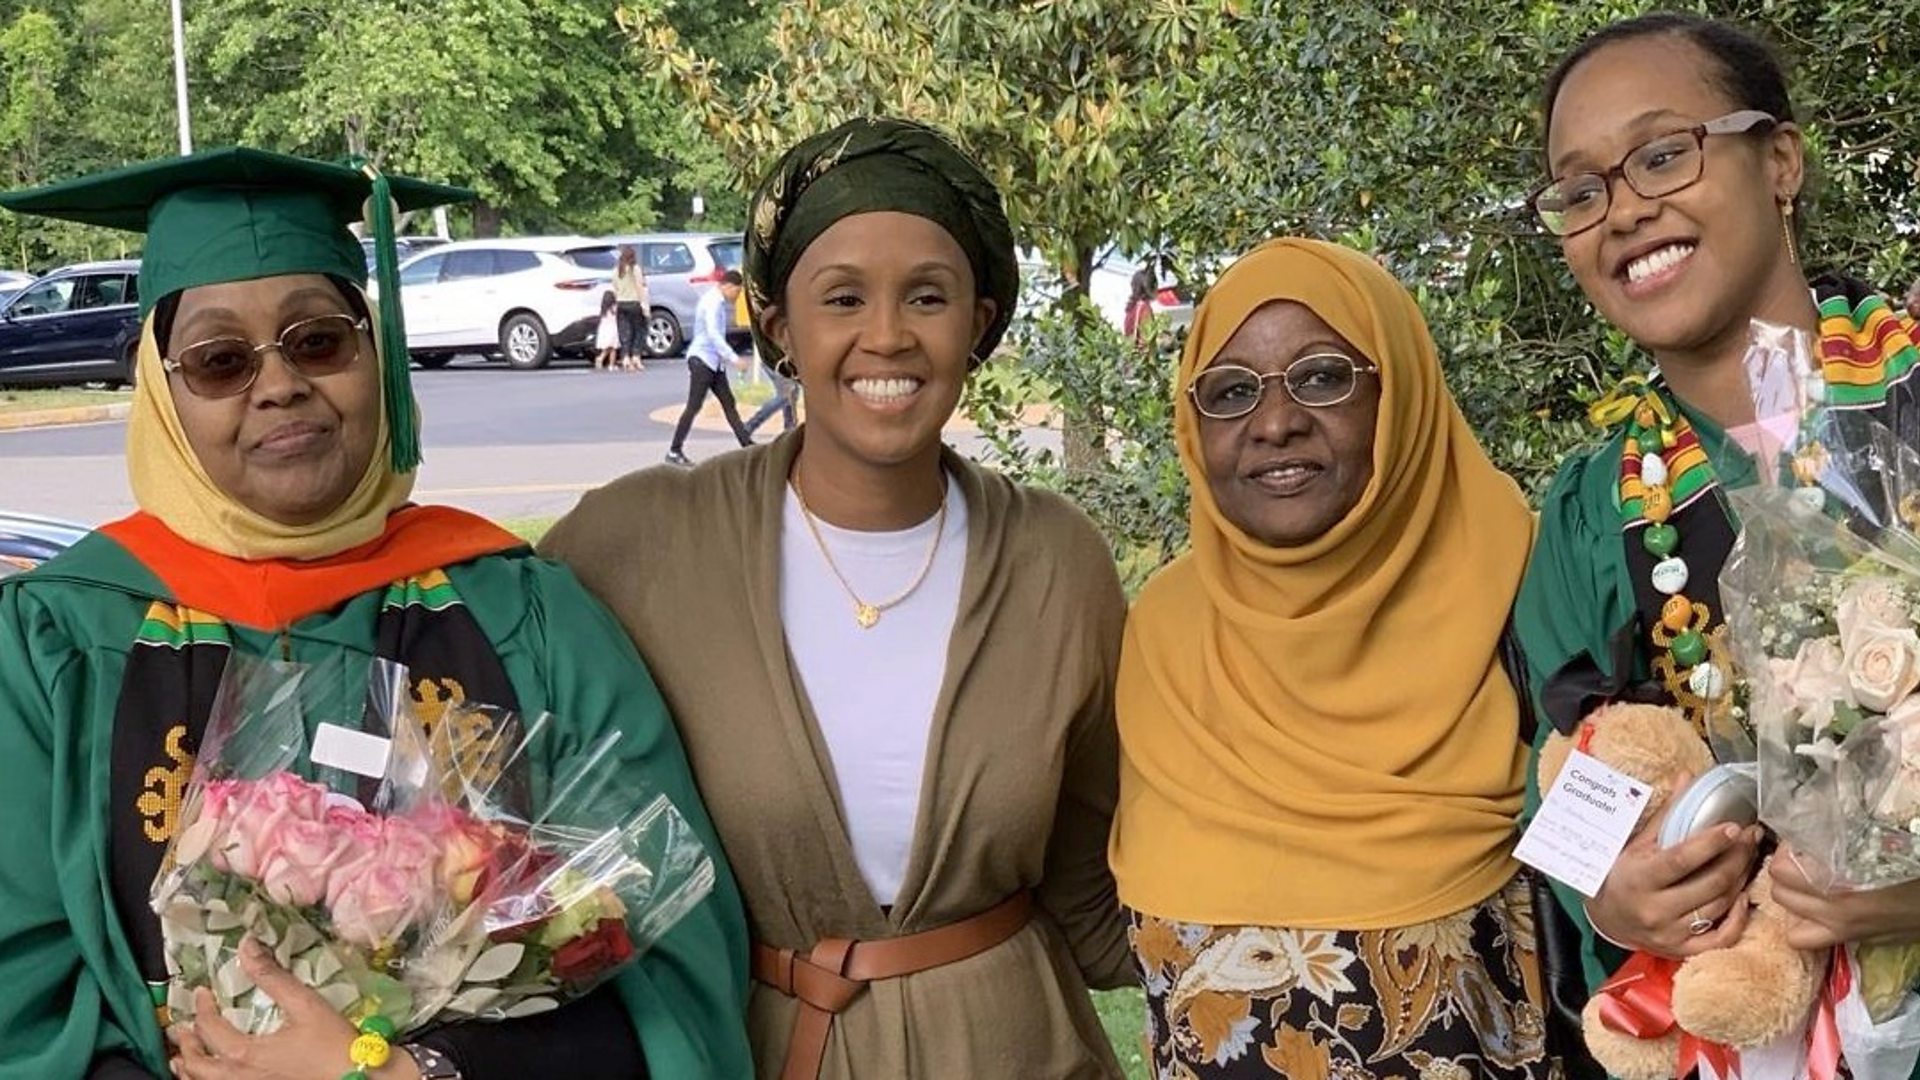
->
[1536,701,1825,1080]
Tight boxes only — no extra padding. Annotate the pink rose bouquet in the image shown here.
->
[152,654,715,1035]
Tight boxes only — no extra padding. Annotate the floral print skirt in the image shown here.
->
[1127,875,1555,1080]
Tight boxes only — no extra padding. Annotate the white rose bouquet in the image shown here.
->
[1721,319,1920,893]
[1719,317,1920,1042]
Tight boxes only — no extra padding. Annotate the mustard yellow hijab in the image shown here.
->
[126,286,415,561]
[1111,239,1535,929]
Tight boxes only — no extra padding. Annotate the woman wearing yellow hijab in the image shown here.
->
[0,148,749,1080]
[1110,239,1554,1078]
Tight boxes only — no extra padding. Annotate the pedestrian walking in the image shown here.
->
[613,244,649,372]
[594,288,618,371]
[743,359,799,435]
[664,271,752,466]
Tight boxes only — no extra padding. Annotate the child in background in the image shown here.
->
[594,289,618,371]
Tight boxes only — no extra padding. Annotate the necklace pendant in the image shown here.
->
[854,602,880,629]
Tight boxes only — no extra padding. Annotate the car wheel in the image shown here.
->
[411,351,454,369]
[120,341,138,388]
[645,309,683,358]
[499,314,551,370]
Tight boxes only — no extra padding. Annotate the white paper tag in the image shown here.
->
[310,722,393,780]
[1515,748,1653,898]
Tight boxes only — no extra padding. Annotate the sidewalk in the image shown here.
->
[0,401,132,431]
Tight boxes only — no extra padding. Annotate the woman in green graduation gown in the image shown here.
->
[0,149,751,1080]
[1514,12,1920,1006]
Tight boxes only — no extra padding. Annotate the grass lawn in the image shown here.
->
[500,516,557,545]
[521,509,1150,1074]
[1095,988,1149,1078]
[0,386,132,414]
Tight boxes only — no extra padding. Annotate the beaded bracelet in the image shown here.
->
[343,1014,397,1080]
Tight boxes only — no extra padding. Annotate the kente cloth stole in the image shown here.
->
[1545,276,1920,735]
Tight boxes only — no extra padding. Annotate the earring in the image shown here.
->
[1781,201,1799,267]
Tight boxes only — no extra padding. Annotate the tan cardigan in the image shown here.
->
[542,433,1130,1079]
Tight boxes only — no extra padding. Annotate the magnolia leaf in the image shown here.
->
[173,817,217,866]
[504,996,560,1019]
[466,943,526,983]
[316,981,361,1013]
[448,986,504,1016]
[161,898,206,935]
[213,956,255,1001]
[281,921,321,956]
[308,947,344,986]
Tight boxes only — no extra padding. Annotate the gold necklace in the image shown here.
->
[789,474,949,629]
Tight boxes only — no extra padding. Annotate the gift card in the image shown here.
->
[1515,748,1653,897]
[310,722,393,780]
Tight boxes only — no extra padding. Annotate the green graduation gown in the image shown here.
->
[0,515,753,1079]
[1513,280,1920,1077]
[1512,397,1758,988]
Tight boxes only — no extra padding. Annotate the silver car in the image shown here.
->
[603,233,743,357]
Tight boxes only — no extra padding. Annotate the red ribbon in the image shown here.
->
[1678,1032,1743,1080]
[1596,951,1744,1078]
[1806,948,1852,1080]
[1597,951,1682,1039]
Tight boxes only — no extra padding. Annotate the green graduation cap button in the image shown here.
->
[0,146,470,316]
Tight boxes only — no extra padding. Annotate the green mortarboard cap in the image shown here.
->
[0,146,470,316]
[0,146,473,472]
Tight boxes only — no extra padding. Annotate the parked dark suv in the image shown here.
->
[0,260,143,386]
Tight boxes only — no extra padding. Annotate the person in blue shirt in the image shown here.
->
[666,271,753,466]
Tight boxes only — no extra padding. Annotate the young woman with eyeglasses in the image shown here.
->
[1110,238,1569,1079]
[1513,12,1920,1065]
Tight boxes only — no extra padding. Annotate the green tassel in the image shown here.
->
[355,159,420,473]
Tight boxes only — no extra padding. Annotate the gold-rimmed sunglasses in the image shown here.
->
[161,314,370,399]
[1529,110,1778,238]
[1187,352,1380,420]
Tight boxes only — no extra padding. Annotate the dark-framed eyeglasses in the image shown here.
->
[1529,110,1778,238]
[161,314,370,399]
[1187,353,1380,420]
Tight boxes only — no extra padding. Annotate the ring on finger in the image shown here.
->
[1687,909,1715,936]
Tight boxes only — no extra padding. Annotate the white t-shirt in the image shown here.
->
[780,474,968,905]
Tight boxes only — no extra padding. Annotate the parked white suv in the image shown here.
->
[387,237,617,370]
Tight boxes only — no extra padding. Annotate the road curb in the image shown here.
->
[0,402,133,431]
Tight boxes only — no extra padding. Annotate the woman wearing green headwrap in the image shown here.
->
[543,117,1132,1079]
[0,148,751,1080]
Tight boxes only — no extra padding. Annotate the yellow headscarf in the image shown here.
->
[126,286,415,561]
[1111,239,1536,929]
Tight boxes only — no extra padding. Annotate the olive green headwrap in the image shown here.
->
[742,116,1017,375]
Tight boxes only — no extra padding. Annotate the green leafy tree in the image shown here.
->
[186,0,686,235]
[1186,1,1919,498]
[626,0,1244,474]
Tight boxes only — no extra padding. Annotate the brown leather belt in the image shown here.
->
[750,891,1034,1080]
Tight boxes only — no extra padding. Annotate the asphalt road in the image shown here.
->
[0,356,1046,526]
